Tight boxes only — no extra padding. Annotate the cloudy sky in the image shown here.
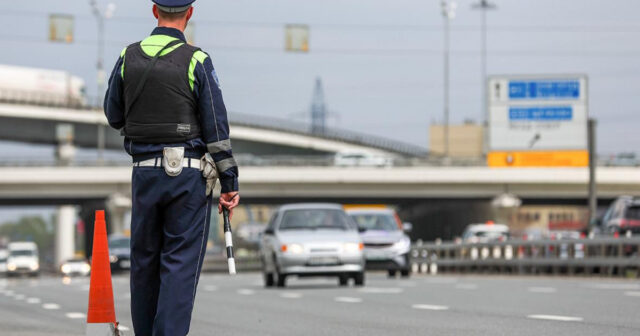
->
[1,0,639,154]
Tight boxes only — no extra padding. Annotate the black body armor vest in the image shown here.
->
[122,41,201,143]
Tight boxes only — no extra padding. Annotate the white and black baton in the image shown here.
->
[222,207,236,275]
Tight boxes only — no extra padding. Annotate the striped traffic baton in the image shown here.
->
[222,207,236,275]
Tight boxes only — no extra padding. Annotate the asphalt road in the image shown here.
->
[1,272,639,336]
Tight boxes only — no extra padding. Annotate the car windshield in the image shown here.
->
[10,250,35,257]
[625,205,640,220]
[109,239,130,248]
[279,209,351,231]
[350,213,398,231]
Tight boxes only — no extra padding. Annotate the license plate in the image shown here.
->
[366,252,388,260]
[120,260,131,269]
[307,257,339,266]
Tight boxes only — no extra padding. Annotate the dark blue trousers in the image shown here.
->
[130,166,211,336]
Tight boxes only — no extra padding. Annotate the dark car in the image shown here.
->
[600,196,640,234]
[108,235,131,272]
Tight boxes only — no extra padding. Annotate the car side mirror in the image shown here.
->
[357,227,367,233]
[264,228,274,235]
[402,222,413,233]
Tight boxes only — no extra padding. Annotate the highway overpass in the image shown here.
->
[1,165,638,203]
[0,102,426,157]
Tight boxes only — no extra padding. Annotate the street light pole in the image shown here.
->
[90,1,115,164]
[441,1,457,159]
[472,0,496,156]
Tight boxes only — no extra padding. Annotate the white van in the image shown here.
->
[7,242,39,277]
[0,249,8,276]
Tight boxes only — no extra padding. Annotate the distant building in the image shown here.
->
[429,122,484,159]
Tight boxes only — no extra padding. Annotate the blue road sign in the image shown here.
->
[509,80,580,100]
[509,106,573,121]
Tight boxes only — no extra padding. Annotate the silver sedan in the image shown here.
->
[260,203,365,288]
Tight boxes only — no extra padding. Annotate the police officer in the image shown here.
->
[104,1,239,335]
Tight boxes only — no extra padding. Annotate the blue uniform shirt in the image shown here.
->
[104,27,239,193]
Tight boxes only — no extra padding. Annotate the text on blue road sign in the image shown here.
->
[509,106,573,121]
[509,80,580,100]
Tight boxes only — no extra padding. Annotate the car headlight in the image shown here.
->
[281,244,305,254]
[7,263,16,271]
[392,237,411,252]
[344,242,364,253]
[30,262,39,271]
[61,264,71,274]
[82,263,91,274]
[109,255,118,263]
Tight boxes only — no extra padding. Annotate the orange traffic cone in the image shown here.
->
[86,210,120,335]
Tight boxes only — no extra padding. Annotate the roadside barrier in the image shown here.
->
[86,210,121,336]
[409,237,640,277]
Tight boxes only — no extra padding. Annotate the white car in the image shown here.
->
[60,258,91,277]
[260,203,365,288]
[334,152,393,167]
[462,223,510,243]
[7,242,39,277]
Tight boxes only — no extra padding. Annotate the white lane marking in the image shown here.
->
[14,294,25,300]
[335,297,362,303]
[412,304,449,311]
[424,278,458,284]
[26,298,41,304]
[528,287,557,293]
[455,284,478,290]
[358,287,403,294]
[237,289,255,295]
[625,291,640,297]
[583,283,640,290]
[527,314,583,322]
[398,282,417,287]
[280,292,302,299]
[118,325,130,331]
[42,303,61,310]
[65,312,86,319]
[204,285,218,292]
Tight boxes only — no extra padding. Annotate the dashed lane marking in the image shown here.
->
[358,287,403,294]
[455,284,478,290]
[65,312,86,319]
[411,304,449,311]
[26,298,41,304]
[528,287,557,293]
[625,291,640,297]
[335,297,362,303]
[237,289,255,295]
[280,292,303,299]
[42,303,61,310]
[527,315,583,322]
[118,325,131,331]
[583,283,640,290]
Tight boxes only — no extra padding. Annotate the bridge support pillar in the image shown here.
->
[106,193,131,235]
[55,205,76,267]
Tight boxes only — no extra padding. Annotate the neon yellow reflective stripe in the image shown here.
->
[120,47,127,79]
[188,50,209,91]
[140,35,184,57]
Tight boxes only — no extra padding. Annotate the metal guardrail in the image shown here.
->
[410,237,640,277]
[201,253,261,273]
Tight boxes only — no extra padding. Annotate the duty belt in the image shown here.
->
[133,157,202,170]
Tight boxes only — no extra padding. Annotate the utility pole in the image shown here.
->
[441,1,457,159]
[588,118,597,226]
[90,1,116,164]
[472,0,496,155]
[311,77,326,135]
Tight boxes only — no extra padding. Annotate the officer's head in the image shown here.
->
[152,0,194,31]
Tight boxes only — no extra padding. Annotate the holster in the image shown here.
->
[162,147,185,177]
